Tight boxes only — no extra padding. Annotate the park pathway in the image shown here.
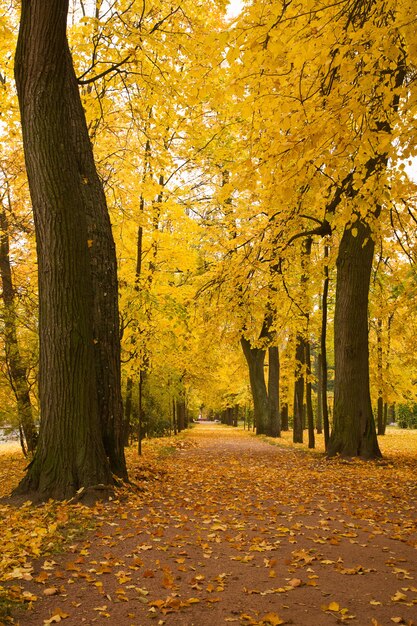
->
[13,423,417,626]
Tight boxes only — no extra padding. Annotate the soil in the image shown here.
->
[8,424,417,626]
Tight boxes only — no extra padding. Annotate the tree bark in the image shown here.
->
[123,377,133,446]
[305,341,315,449]
[293,334,304,443]
[281,403,289,431]
[172,397,177,435]
[0,204,37,454]
[241,337,269,434]
[138,372,144,455]
[233,405,239,427]
[13,0,117,498]
[268,346,280,437]
[316,351,323,434]
[327,219,381,459]
[64,25,127,478]
[176,398,186,432]
[321,246,330,448]
[376,317,385,435]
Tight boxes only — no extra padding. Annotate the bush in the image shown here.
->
[397,404,417,429]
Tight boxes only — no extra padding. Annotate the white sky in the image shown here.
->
[226,0,244,19]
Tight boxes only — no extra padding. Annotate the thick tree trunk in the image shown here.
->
[63,28,126,478]
[241,337,269,435]
[13,0,116,498]
[293,334,304,443]
[0,205,37,454]
[268,346,280,437]
[328,220,381,459]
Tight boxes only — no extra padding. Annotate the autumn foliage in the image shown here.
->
[1,0,417,457]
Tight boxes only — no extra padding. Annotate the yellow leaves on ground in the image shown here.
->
[0,452,96,616]
[239,612,286,625]
[321,600,355,620]
[0,424,416,625]
[43,607,70,623]
[148,595,201,615]
[0,451,25,499]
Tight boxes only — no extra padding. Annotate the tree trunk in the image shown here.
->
[233,405,239,427]
[123,377,133,446]
[13,0,116,498]
[172,397,177,435]
[137,372,144,455]
[281,403,289,431]
[241,337,269,435]
[383,403,388,432]
[316,351,323,434]
[293,334,304,443]
[65,33,127,478]
[305,341,315,449]
[184,400,189,429]
[268,345,280,437]
[377,318,385,435]
[176,399,185,432]
[321,245,330,448]
[327,220,381,459]
[0,204,38,454]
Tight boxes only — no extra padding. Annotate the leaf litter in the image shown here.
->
[0,424,416,625]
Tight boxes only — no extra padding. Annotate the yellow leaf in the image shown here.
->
[322,601,340,612]
[22,591,37,602]
[391,591,407,602]
[43,608,70,624]
[43,588,59,596]
[260,612,286,625]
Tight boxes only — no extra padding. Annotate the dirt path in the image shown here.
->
[12,424,417,625]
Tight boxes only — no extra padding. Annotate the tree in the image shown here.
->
[13,0,125,499]
[0,195,37,454]
[241,333,269,435]
[326,1,408,458]
[328,220,381,458]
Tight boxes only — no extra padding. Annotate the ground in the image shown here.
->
[1,423,416,626]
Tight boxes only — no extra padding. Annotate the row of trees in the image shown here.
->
[0,0,416,498]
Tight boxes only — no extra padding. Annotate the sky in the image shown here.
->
[226,0,244,19]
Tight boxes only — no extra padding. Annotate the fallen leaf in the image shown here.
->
[392,591,408,602]
[43,587,59,596]
[260,612,286,625]
[43,608,70,624]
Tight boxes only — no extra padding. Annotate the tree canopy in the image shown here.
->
[0,0,417,485]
